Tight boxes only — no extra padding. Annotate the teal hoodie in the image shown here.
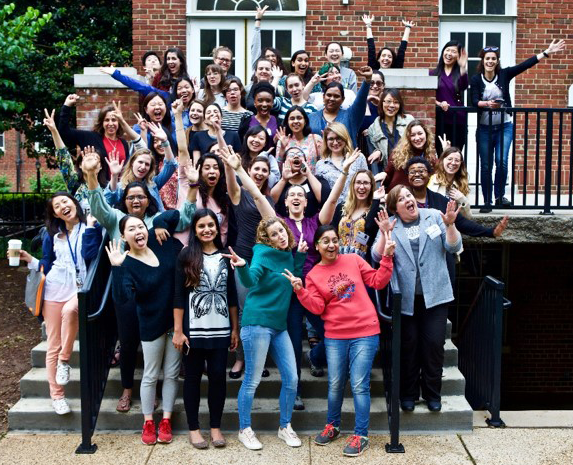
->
[238,243,305,331]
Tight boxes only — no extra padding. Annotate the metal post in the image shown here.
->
[386,293,404,453]
[541,111,554,215]
[35,160,41,193]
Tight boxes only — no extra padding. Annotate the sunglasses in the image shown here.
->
[484,46,499,52]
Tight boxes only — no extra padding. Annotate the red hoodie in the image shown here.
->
[295,254,393,339]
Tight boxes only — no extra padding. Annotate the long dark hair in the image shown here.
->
[45,192,87,236]
[93,105,124,138]
[179,209,223,287]
[378,88,405,118]
[314,224,338,245]
[240,124,270,170]
[170,76,196,106]
[118,214,147,251]
[476,46,501,75]
[142,92,172,132]
[118,181,159,216]
[248,156,271,194]
[290,50,314,83]
[261,47,287,73]
[284,105,311,137]
[196,153,228,216]
[433,41,464,93]
[158,47,188,89]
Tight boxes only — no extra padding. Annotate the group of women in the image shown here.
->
[20,11,566,458]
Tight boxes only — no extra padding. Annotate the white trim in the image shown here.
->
[0,132,4,152]
[187,0,306,17]
[439,0,516,16]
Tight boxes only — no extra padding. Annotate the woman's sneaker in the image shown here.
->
[141,420,157,445]
[157,418,173,444]
[314,423,340,445]
[52,398,71,415]
[278,423,302,447]
[238,427,262,450]
[56,362,71,386]
[343,435,369,457]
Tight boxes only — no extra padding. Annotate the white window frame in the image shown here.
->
[187,0,307,18]
[439,0,516,17]
[0,132,4,152]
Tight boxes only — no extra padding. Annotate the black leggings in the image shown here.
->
[115,297,140,390]
[183,347,228,430]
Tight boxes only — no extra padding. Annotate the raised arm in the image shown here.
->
[44,108,79,192]
[100,66,170,100]
[172,99,191,167]
[251,6,268,70]
[111,100,143,142]
[363,14,380,70]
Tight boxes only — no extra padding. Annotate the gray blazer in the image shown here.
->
[372,208,462,315]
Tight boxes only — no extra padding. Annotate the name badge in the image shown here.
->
[302,184,310,194]
[425,224,441,240]
[355,231,370,246]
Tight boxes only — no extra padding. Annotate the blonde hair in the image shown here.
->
[433,147,470,196]
[391,119,435,170]
[342,170,376,218]
[255,216,296,250]
[120,148,156,186]
[321,122,354,159]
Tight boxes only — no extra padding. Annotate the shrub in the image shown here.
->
[28,172,67,193]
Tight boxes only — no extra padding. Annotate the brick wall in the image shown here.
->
[74,88,141,131]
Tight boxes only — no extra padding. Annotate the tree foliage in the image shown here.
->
[0,1,132,162]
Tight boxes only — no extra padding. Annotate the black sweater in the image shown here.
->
[367,38,407,70]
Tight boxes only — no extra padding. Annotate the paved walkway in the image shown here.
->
[2,413,573,465]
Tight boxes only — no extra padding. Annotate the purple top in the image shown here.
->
[281,213,321,279]
[430,69,469,125]
[249,115,278,139]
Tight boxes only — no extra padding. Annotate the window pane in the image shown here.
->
[197,0,299,11]
[200,30,216,57]
[219,29,235,54]
[468,58,481,81]
[200,59,211,77]
[261,30,273,50]
[485,33,501,50]
[468,32,483,58]
[451,32,466,48]
[275,30,292,61]
[487,0,505,14]
[464,0,483,14]
[443,0,461,14]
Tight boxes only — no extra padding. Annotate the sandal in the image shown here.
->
[116,394,132,413]
[110,346,121,368]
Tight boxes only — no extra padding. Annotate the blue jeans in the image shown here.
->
[324,335,379,436]
[286,294,327,395]
[238,325,298,430]
[477,122,513,204]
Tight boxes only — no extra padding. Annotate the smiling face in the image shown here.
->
[407,162,430,189]
[369,75,385,96]
[353,172,372,202]
[286,75,303,100]
[189,102,204,125]
[166,52,181,75]
[102,111,119,138]
[323,87,344,113]
[382,95,400,119]
[286,147,306,173]
[266,220,290,250]
[285,185,307,216]
[122,216,148,250]
[325,67,342,85]
[205,104,221,126]
[443,46,459,67]
[264,49,277,65]
[248,160,270,189]
[224,82,242,105]
[443,151,462,176]
[379,49,394,68]
[316,230,339,262]
[177,80,193,105]
[145,96,166,123]
[52,195,78,223]
[132,153,153,180]
[144,54,161,72]
[201,157,220,188]
[255,60,272,82]
[254,91,273,115]
[206,69,222,87]
[409,125,427,151]
[326,43,342,64]
[124,186,149,217]
[293,53,309,76]
[247,130,267,154]
[325,131,344,155]
[483,51,499,74]
[215,50,232,72]
[395,187,419,222]
[287,109,305,135]
[195,214,218,245]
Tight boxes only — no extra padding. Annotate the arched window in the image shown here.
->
[196,0,299,11]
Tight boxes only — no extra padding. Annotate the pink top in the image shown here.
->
[295,253,393,339]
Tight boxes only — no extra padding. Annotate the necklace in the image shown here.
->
[105,136,119,151]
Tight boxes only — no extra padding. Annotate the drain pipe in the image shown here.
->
[16,131,22,192]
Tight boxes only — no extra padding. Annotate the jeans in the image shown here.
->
[477,122,513,204]
[286,294,327,395]
[324,335,379,436]
[238,325,298,430]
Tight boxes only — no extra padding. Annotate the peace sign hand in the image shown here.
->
[438,133,451,150]
[221,246,246,269]
[105,239,128,267]
[43,108,57,132]
[382,230,396,257]
[134,112,149,133]
[281,268,303,291]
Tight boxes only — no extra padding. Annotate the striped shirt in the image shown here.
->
[221,108,253,132]
[277,98,319,125]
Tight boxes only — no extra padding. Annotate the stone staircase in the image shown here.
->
[9,321,473,434]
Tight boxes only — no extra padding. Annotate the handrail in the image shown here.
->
[88,274,112,322]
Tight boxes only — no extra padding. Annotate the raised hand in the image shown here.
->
[184,160,199,184]
[99,66,115,75]
[297,235,309,253]
[342,148,362,173]
[271,65,283,80]
[155,227,170,245]
[362,14,374,27]
[43,108,57,132]
[546,39,566,55]
[86,214,97,228]
[440,200,461,226]
[402,19,416,28]
[374,209,396,233]
[276,126,289,148]
[281,268,303,291]
[447,186,463,201]
[105,148,125,176]
[382,230,396,257]
[219,145,242,171]
[105,239,128,267]
[457,48,468,69]
[112,100,125,122]
[356,65,373,81]
[493,215,509,238]
[191,77,201,96]
[255,5,268,20]
[373,185,386,201]
[368,150,381,165]
[221,246,246,269]
[310,72,327,87]
[80,146,101,174]
[171,99,183,115]
[64,94,80,107]
[282,159,295,181]
[148,122,168,142]
[134,112,149,133]
[438,133,451,150]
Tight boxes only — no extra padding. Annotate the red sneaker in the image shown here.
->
[157,418,173,444]
[141,420,157,445]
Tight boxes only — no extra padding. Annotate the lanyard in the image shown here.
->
[65,223,83,271]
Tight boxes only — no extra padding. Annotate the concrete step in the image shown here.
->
[8,395,473,434]
[18,366,467,400]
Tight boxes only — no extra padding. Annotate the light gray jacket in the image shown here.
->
[367,113,414,169]
[372,208,461,315]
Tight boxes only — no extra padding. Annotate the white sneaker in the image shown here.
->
[56,362,71,386]
[238,427,263,450]
[278,423,302,447]
[52,398,71,415]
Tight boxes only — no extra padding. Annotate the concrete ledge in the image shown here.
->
[74,67,143,89]
[382,69,437,90]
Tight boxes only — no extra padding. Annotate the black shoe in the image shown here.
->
[495,197,511,207]
[479,204,493,213]
[400,400,415,412]
[261,369,270,378]
[229,368,243,379]
[293,395,305,411]
[306,350,324,377]
[427,400,442,412]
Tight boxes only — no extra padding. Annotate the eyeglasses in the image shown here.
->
[216,57,232,63]
[355,181,372,186]
[383,99,399,106]
[408,168,428,176]
[326,136,342,143]
[370,80,384,88]
[126,195,147,201]
[484,46,499,52]
[318,238,339,246]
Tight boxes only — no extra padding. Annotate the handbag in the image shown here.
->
[25,265,45,317]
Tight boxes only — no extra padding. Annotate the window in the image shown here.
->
[196,0,299,11]
[441,0,513,15]
[199,29,236,76]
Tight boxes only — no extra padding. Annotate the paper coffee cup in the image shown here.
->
[7,239,22,266]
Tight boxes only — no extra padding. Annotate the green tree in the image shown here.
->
[0,1,132,162]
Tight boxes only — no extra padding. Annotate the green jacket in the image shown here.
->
[238,243,305,331]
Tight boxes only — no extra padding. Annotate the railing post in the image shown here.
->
[541,111,554,215]
[386,293,404,453]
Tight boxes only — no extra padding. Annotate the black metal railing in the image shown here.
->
[76,234,117,454]
[456,275,511,428]
[0,192,51,238]
[436,106,573,214]
[376,288,404,453]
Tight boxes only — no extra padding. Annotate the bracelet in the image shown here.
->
[405,25,412,28]
[445,222,454,228]
[189,182,200,188]
[160,140,170,148]
[543,51,549,58]
[342,171,349,176]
